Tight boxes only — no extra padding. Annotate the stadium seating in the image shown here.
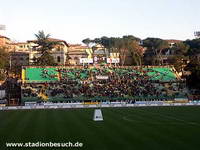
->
[21,66,187,103]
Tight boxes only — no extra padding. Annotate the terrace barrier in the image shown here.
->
[0,101,200,111]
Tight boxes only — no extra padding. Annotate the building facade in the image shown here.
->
[0,35,12,51]
[68,44,91,65]
[27,38,69,65]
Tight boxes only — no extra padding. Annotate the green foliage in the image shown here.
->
[181,39,200,90]
[172,42,189,55]
[33,53,57,66]
[143,38,168,65]
[171,55,187,72]
[122,35,141,42]
[82,38,92,47]
[0,47,9,69]
[184,38,200,56]
[129,41,144,66]
[34,30,60,55]
[169,42,189,72]
[185,58,200,90]
[143,38,168,51]
[84,35,142,65]
[33,30,59,66]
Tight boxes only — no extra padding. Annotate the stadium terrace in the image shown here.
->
[16,65,187,105]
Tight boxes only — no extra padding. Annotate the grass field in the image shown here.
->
[0,106,200,150]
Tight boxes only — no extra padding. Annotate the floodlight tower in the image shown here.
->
[0,24,6,35]
[194,31,200,39]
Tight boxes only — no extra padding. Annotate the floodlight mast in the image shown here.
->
[194,31,200,38]
[0,25,10,69]
[0,24,6,36]
[0,24,6,31]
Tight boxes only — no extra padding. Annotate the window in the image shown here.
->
[57,56,61,62]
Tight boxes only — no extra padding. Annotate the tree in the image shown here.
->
[122,35,140,42]
[128,41,144,66]
[183,39,200,90]
[33,31,59,66]
[121,36,142,66]
[0,47,9,80]
[185,58,200,90]
[184,38,200,58]
[0,47,9,69]
[115,38,127,66]
[171,55,187,72]
[173,42,189,55]
[143,38,168,65]
[170,42,189,72]
[86,35,141,66]
[82,38,92,47]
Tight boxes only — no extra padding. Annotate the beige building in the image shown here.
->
[11,42,33,52]
[0,35,13,51]
[0,35,11,46]
[68,44,92,65]
[28,50,67,65]
[12,38,69,65]
[10,51,29,67]
[9,38,69,68]
[27,38,69,65]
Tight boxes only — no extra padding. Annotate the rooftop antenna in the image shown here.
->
[194,31,200,39]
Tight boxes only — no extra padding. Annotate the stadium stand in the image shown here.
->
[21,66,188,103]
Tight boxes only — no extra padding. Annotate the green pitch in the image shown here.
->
[0,106,200,150]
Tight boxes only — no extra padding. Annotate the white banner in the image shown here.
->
[80,58,93,64]
[96,75,109,80]
[107,58,120,63]
[1,102,200,111]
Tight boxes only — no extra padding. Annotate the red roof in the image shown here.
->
[12,42,28,45]
[69,44,82,47]
[0,35,10,40]
[165,39,182,43]
[27,38,69,47]
[69,43,89,49]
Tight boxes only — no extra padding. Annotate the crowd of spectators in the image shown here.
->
[22,66,188,102]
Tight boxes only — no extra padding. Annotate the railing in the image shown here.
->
[1,101,200,111]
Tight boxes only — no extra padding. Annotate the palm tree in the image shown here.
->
[33,30,60,66]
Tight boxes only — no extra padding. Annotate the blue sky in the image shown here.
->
[0,0,200,43]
